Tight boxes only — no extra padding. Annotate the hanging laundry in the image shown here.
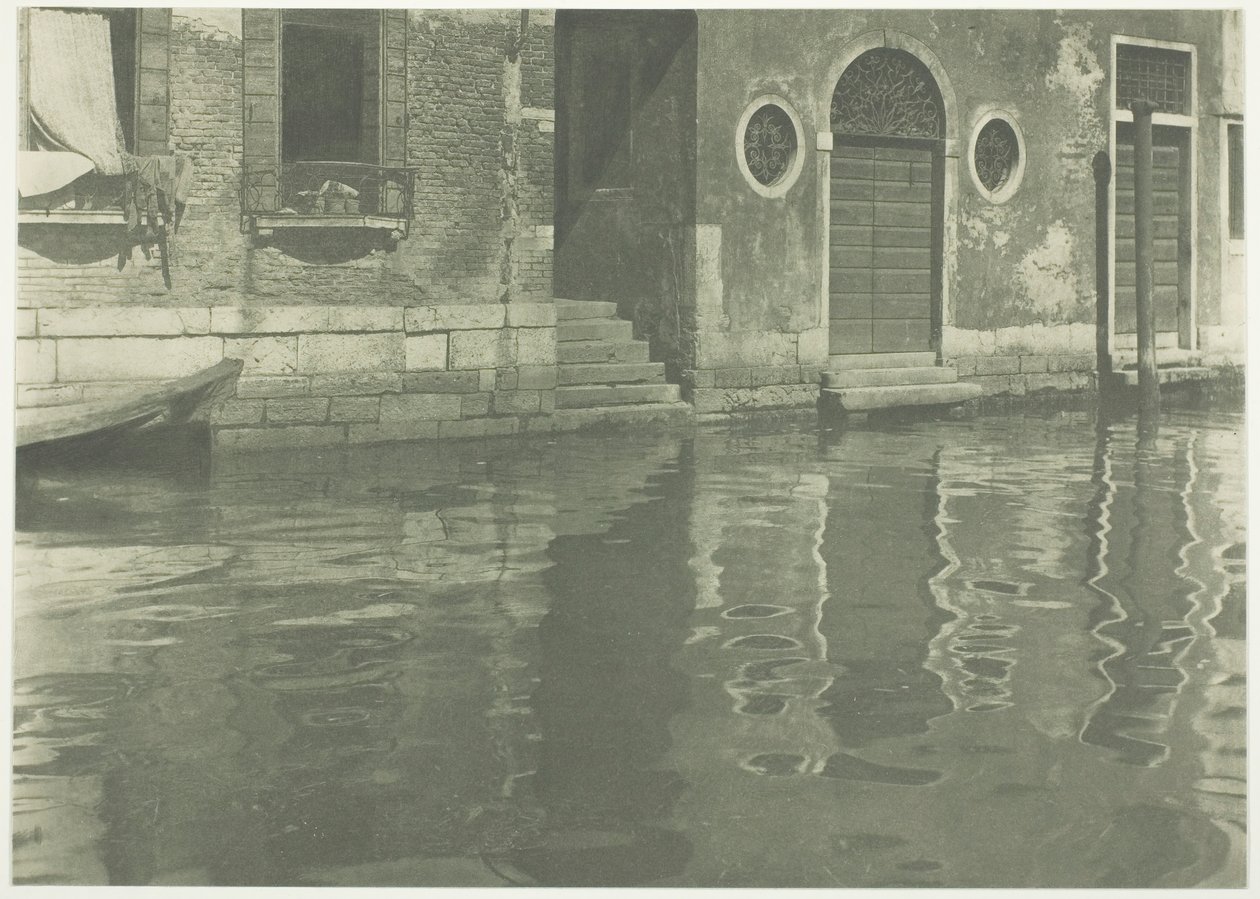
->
[16,150,94,199]
[27,9,126,174]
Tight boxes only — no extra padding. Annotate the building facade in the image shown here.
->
[18,7,574,449]
[556,9,1245,412]
[14,8,1245,447]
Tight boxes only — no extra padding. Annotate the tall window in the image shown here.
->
[280,11,379,164]
[1228,123,1243,239]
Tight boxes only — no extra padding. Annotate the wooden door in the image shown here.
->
[1113,123,1192,346]
[830,137,940,354]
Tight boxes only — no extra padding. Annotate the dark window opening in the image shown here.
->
[282,23,367,163]
[1228,123,1243,239]
[107,8,137,152]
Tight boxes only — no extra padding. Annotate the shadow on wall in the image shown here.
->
[264,227,394,264]
[19,223,131,266]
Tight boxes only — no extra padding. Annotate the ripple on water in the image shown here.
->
[111,604,239,622]
[818,752,942,786]
[300,708,375,728]
[743,753,809,776]
[735,693,791,716]
[723,634,803,651]
[722,604,794,620]
[249,659,394,692]
[256,624,414,651]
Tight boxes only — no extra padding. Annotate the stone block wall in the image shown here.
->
[680,326,826,413]
[16,303,559,448]
[942,322,1098,396]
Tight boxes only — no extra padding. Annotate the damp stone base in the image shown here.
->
[14,302,561,450]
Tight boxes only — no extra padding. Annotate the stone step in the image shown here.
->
[555,383,682,409]
[557,362,666,386]
[556,318,635,342]
[821,381,982,412]
[1111,348,1201,368]
[554,299,621,321]
[827,352,938,370]
[821,366,957,389]
[550,401,692,432]
[1107,367,1213,387]
[557,339,651,364]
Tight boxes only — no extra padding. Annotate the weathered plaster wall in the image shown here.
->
[691,8,1232,369]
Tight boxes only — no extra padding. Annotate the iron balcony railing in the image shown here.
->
[240,160,418,235]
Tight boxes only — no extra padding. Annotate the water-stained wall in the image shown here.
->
[687,8,1237,389]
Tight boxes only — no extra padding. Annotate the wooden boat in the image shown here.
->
[16,358,244,450]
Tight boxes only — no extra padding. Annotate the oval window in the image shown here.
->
[743,103,798,187]
[969,113,1026,202]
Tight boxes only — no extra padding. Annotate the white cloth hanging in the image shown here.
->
[27,9,126,175]
[17,150,95,198]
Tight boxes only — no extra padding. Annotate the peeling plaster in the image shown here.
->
[958,203,1013,253]
[1015,220,1082,321]
[1044,19,1105,161]
[926,11,940,40]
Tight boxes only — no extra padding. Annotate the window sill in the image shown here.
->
[18,210,145,225]
[246,213,410,237]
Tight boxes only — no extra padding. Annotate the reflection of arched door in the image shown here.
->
[829,49,945,355]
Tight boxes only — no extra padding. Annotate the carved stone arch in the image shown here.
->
[831,49,943,138]
[818,30,958,143]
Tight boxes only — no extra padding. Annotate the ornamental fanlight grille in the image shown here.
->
[1116,44,1190,115]
[974,118,1018,192]
[743,104,797,186]
[831,49,944,139]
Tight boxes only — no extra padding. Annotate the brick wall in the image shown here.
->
[17,9,555,309]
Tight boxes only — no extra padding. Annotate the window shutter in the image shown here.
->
[242,9,281,211]
[380,10,408,215]
[381,10,407,167]
[134,8,170,155]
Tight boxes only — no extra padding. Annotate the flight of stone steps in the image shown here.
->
[819,352,982,412]
[552,299,688,425]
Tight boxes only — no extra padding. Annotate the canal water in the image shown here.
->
[12,408,1246,887]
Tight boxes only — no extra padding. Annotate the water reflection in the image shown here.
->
[11,411,1246,887]
[505,451,694,886]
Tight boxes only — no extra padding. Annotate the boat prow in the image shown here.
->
[16,358,245,450]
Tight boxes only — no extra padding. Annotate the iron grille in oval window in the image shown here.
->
[744,104,797,186]
[974,118,1019,193]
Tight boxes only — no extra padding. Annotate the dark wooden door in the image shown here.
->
[830,136,941,355]
[1113,123,1191,345]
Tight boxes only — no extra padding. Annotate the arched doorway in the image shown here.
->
[829,48,945,356]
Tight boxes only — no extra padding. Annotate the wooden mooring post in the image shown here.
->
[1092,151,1111,380]
[1131,99,1160,416]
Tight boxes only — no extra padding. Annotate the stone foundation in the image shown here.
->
[949,352,1097,396]
[16,302,561,449]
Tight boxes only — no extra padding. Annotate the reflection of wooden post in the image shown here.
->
[1131,100,1160,416]
[1092,151,1111,379]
